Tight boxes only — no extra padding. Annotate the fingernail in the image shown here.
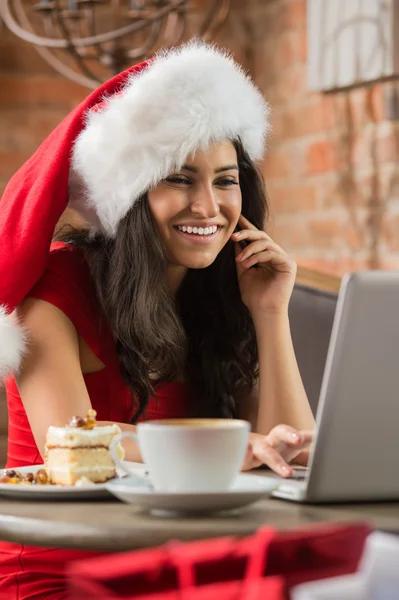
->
[233,231,242,238]
[291,432,299,440]
[281,466,291,476]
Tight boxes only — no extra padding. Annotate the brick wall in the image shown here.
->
[0,0,398,277]
[257,0,399,275]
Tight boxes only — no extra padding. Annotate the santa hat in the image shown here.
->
[0,41,270,379]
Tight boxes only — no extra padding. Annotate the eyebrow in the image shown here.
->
[181,164,239,173]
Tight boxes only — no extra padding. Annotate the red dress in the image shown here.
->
[0,242,191,599]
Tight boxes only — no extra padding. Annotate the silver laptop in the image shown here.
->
[272,270,399,503]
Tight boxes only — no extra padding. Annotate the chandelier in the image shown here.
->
[1,0,231,88]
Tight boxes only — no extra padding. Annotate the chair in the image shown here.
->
[289,266,340,417]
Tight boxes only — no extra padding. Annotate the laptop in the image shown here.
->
[271,270,399,503]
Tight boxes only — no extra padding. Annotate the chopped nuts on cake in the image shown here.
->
[0,410,123,487]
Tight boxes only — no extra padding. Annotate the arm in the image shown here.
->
[237,314,313,474]
[232,215,314,475]
[14,298,141,461]
[251,312,313,471]
[251,311,314,435]
[233,215,314,433]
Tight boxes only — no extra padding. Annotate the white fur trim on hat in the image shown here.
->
[71,41,270,236]
[0,306,27,379]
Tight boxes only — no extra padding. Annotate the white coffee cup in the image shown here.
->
[110,418,250,493]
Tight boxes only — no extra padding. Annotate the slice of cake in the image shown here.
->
[45,409,123,485]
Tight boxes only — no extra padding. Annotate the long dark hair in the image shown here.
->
[59,140,268,422]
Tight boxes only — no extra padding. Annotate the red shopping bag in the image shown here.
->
[68,522,370,600]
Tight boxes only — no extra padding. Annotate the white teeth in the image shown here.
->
[177,225,218,236]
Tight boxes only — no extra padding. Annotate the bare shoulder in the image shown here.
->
[16,297,79,351]
[14,296,81,387]
[17,296,105,375]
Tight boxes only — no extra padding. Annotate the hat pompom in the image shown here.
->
[0,306,27,379]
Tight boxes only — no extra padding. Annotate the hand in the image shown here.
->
[232,215,297,316]
[242,425,313,477]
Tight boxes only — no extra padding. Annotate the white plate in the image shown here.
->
[105,473,277,514]
[0,462,149,500]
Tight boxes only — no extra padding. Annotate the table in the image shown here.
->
[0,478,398,552]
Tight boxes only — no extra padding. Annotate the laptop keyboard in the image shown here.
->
[271,469,309,498]
[289,470,308,481]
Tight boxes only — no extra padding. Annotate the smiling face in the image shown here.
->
[147,141,242,283]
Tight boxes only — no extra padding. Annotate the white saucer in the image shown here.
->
[0,462,148,500]
[105,473,277,514]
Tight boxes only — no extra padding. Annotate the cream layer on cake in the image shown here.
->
[46,424,121,448]
[45,422,123,485]
[46,447,117,486]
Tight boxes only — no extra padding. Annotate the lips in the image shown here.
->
[173,225,222,244]
[175,224,221,234]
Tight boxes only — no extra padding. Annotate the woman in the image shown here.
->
[0,42,313,599]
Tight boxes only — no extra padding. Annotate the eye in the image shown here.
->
[165,176,190,185]
[215,178,239,187]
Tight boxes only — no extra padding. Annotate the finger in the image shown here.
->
[233,241,241,257]
[241,443,263,471]
[234,240,247,279]
[267,425,308,448]
[293,449,311,467]
[242,251,296,272]
[241,443,253,471]
[232,228,268,241]
[298,430,314,446]
[236,240,286,263]
[237,214,258,231]
[232,228,277,246]
[252,443,294,477]
[236,215,276,241]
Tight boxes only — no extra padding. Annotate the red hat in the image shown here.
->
[0,41,270,379]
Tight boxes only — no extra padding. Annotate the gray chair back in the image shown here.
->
[289,284,338,416]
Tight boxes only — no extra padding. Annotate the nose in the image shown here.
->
[189,183,219,218]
